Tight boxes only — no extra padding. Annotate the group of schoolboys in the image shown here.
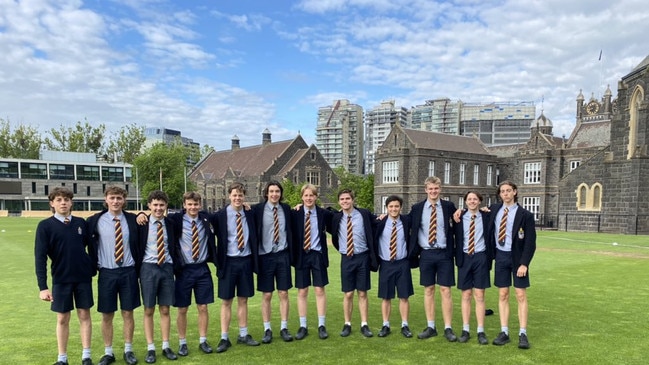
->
[35,177,536,365]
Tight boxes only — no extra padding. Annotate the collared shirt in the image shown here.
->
[179,214,208,263]
[260,202,288,255]
[54,213,71,224]
[144,218,173,264]
[494,204,519,252]
[418,200,448,249]
[378,217,407,261]
[337,208,368,255]
[462,211,486,254]
[98,212,135,268]
[304,208,322,252]
[226,205,251,257]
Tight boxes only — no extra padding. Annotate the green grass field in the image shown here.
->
[1,217,647,364]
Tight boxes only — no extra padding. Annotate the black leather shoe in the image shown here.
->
[216,339,232,353]
[98,354,115,365]
[477,332,488,345]
[82,359,94,365]
[401,326,413,338]
[444,328,458,342]
[493,331,510,346]
[458,330,470,343]
[318,326,328,339]
[280,328,294,342]
[340,324,352,337]
[378,325,391,337]
[418,326,437,339]
[518,333,530,349]
[199,341,213,354]
[262,329,272,344]
[177,344,188,356]
[53,362,68,365]
[123,351,138,365]
[360,325,373,338]
[162,348,177,360]
[144,350,156,364]
[237,334,260,346]
[295,326,308,340]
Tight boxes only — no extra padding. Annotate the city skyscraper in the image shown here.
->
[316,99,364,174]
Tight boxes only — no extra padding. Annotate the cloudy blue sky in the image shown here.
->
[1,0,647,150]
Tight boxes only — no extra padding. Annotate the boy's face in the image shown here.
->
[267,185,281,204]
[148,199,168,220]
[301,188,317,209]
[183,198,201,218]
[425,183,441,202]
[465,193,481,211]
[386,200,402,219]
[105,193,125,214]
[338,193,354,212]
[229,189,245,210]
[50,195,72,216]
[499,184,517,205]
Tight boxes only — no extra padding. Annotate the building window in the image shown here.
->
[522,196,540,221]
[310,151,316,160]
[44,185,49,196]
[444,162,451,184]
[0,161,19,178]
[524,162,541,184]
[32,182,36,193]
[306,171,320,186]
[293,171,299,184]
[570,160,581,172]
[77,165,100,181]
[473,164,480,185]
[87,186,91,196]
[381,196,388,214]
[21,162,47,179]
[487,165,493,186]
[102,166,124,182]
[459,163,466,185]
[73,183,77,194]
[577,184,587,209]
[382,161,399,183]
[428,161,435,177]
[592,183,602,210]
[50,164,75,180]
[458,197,464,210]
[327,171,333,186]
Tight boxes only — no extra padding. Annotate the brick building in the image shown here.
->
[189,130,338,210]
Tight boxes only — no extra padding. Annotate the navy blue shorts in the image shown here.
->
[419,249,455,287]
[257,250,293,292]
[140,263,175,308]
[51,281,94,313]
[456,252,491,290]
[295,250,329,289]
[340,252,371,293]
[494,250,530,289]
[218,256,255,300]
[97,266,141,312]
[378,259,414,299]
[174,263,214,307]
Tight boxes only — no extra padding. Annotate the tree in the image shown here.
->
[280,178,303,208]
[133,141,196,208]
[0,118,42,159]
[106,123,146,164]
[328,166,374,211]
[44,119,106,154]
[200,144,214,159]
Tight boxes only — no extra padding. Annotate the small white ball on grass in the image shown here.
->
[612,242,618,246]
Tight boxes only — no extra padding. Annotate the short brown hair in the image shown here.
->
[338,188,355,200]
[228,182,246,195]
[147,190,168,203]
[424,176,441,186]
[49,186,73,201]
[104,185,127,198]
[183,191,202,203]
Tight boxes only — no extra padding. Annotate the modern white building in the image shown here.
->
[364,100,409,174]
[315,99,365,174]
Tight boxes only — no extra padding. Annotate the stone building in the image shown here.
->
[189,129,338,210]
[556,55,649,233]
[374,124,500,213]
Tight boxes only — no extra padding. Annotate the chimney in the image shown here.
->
[231,135,240,150]
[262,128,271,146]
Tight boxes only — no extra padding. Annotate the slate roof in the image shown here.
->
[402,127,490,154]
[190,135,307,180]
